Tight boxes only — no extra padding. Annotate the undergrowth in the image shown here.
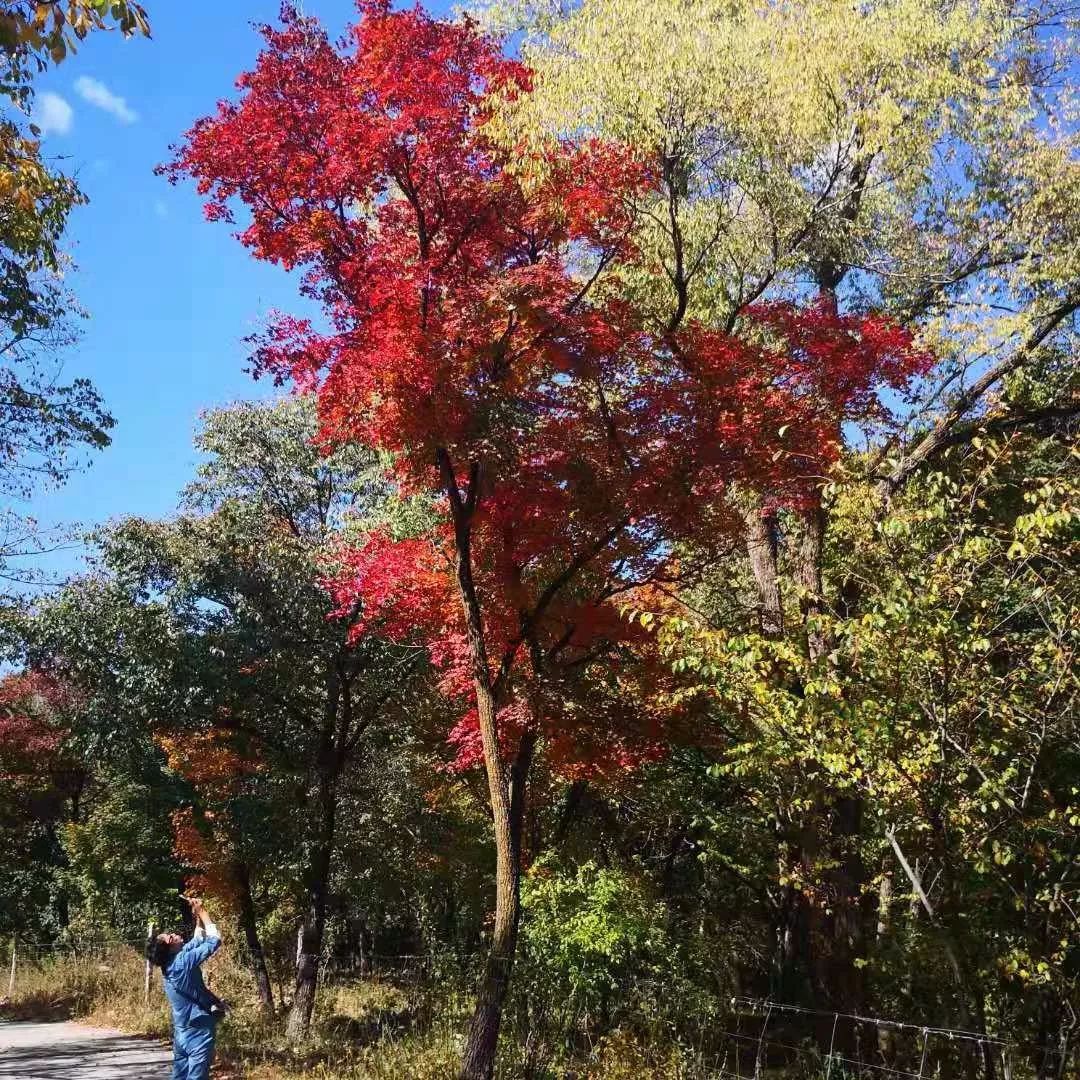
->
[0,945,725,1078]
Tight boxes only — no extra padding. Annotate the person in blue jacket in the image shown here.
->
[147,895,223,1080]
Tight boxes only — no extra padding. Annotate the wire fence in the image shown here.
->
[314,959,1078,1080]
[710,998,1023,1080]
[4,936,1077,1080]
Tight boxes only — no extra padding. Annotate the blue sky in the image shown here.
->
[22,1,452,580]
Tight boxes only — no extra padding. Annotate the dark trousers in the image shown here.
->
[171,1016,216,1080]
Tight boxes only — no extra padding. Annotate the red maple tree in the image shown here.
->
[164,3,930,1072]
[0,671,86,871]
[158,727,263,913]
[156,720,279,1014]
[0,671,72,775]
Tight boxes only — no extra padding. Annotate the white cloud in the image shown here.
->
[74,76,138,124]
[153,199,168,219]
[34,92,74,136]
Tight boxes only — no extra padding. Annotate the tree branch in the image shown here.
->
[880,294,1079,496]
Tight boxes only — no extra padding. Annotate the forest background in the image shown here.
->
[0,2,1077,1079]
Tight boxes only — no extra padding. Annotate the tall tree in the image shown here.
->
[164,4,931,1073]
[0,598,183,942]
[480,0,1080,1026]
[90,397,423,1034]
[0,669,78,935]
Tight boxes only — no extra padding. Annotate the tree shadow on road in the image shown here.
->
[0,1026,172,1079]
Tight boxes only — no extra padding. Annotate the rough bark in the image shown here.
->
[797,505,828,662]
[744,500,783,637]
[773,830,812,1004]
[286,681,341,1041]
[437,451,539,1080]
[233,859,274,1015]
[459,723,536,1080]
[876,870,894,1059]
[796,504,872,1042]
[554,779,588,846]
[819,797,870,1043]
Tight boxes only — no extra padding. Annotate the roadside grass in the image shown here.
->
[0,945,710,1078]
[0,947,170,1033]
[2,945,465,1078]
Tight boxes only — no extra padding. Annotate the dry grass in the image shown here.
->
[1,945,464,1078]
[1,947,171,1034]
[1,946,707,1078]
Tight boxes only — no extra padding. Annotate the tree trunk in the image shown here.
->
[773,831,812,1003]
[459,723,537,1080]
[819,796,869,1045]
[286,749,338,1040]
[1033,990,1072,1080]
[795,505,873,1047]
[797,505,828,662]
[357,918,373,977]
[744,500,783,637]
[876,870,894,1058]
[233,859,274,1015]
[439,452,540,1080]
[555,779,588,846]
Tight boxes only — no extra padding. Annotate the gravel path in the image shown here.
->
[0,1020,173,1078]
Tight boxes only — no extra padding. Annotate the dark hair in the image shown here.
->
[145,935,174,971]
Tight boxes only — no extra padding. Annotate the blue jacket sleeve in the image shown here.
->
[171,932,221,973]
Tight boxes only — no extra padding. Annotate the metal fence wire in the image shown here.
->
[5,938,1077,1079]
[184,941,1080,1080]
[710,997,1077,1080]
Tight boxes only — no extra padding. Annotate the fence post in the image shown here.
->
[144,920,155,1005]
[7,936,15,998]
[825,1011,839,1080]
[754,1003,773,1080]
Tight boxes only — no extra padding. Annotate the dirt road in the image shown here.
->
[0,1019,172,1078]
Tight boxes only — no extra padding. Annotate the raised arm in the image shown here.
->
[190,896,220,942]
[173,896,222,971]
